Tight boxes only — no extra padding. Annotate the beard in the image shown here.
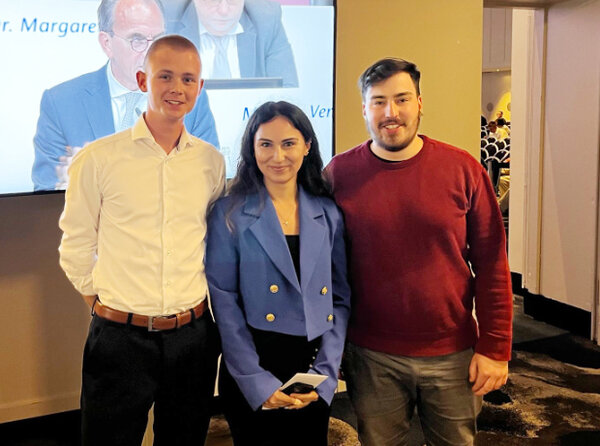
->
[367,113,421,152]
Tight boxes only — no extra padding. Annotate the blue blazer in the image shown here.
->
[32,65,219,191]
[164,0,298,87]
[206,187,350,410]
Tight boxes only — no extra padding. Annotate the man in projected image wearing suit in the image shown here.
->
[59,35,225,445]
[325,58,513,445]
[162,0,298,87]
[32,0,220,191]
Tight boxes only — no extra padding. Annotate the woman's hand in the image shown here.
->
[286,390,319,410]
[263,390,303,409]
[262,389,319,410]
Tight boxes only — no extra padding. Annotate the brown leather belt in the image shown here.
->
[93,300,207,332]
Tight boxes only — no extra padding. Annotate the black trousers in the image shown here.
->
[81,312,219,446]
[218,328,331,446]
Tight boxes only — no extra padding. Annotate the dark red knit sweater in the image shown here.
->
[326,136,512,361]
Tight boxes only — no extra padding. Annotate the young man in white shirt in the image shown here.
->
[59,35,225,446]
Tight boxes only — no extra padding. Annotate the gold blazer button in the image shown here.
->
[320,286,328,295]
[327,314,334,322]
[269,284,279,293]
[266,313,276,322]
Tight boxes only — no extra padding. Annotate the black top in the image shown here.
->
[285,234,300,281]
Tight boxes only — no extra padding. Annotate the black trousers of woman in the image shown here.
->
[219,328,331,446]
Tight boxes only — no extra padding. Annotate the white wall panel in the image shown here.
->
[540,0,600,311]
[483,8,513,70]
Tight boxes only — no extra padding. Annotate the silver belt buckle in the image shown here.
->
[147,316,159,332]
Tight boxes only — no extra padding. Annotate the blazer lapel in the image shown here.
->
[237,10,257,77]
[85,65,115,139]
[176,1,201,50]
[246,193,301,293]
[299,188,326,293]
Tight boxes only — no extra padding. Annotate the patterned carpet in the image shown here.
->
[476,334,600,445]
[206,415,359,446]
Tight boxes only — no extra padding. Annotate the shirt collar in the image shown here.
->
[106,62,138,98]
[132,114,194,153]
[177,126,194,150]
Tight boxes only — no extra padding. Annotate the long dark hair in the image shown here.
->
[226,101,331,226]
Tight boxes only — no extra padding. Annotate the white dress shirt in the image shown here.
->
[59,116,225,316]
[198,22,244,79]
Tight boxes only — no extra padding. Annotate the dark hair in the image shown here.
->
[144,35,198,67]
[358,58,421,99]
[226,101,331,225]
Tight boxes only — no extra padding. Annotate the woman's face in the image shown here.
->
[254,116,310,189]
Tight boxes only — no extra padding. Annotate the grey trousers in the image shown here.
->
[343,343,482,446]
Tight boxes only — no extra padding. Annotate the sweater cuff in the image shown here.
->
[475,332,512,361]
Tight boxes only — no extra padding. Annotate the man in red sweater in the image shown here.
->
[325,58,512,445]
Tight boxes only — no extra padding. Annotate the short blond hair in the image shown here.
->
[143,35,199,68]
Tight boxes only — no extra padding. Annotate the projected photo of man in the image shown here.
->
[163,0,299,87]
[32,0,219,191]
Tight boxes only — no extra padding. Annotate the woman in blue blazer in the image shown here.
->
[206,101,350,446]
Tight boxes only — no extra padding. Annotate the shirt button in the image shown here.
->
[266,313,275,322]
[320,286,328,295]
[166,250,172,256]
[269,284,279,294]
[327,314,334,322]
[166,281,171,287]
